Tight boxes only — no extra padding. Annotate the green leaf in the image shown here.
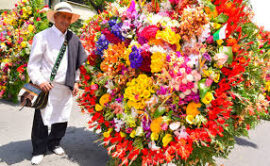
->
[153,106,166,118]
[214,13,229,24]
[198,79,210,99]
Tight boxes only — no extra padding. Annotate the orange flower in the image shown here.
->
[99,93,111,106]
[186,102,201,117]
[150,117,163,133]
[226,38,237,46]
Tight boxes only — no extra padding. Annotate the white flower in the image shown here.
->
[135,126,144,136]
[169,122,181,131]
[149,45,167,53]
[184,89,191,96]
[114,118,125,132]
[179,93,186,99]
[148,141,161,151]
[186,74,194,82]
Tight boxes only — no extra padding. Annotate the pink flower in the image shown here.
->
[90,84,98,90]
[214,53,228,66]
[206,36,214,44]
[206,78,213,87]
[161,123,168,131]
[191,70,201,81]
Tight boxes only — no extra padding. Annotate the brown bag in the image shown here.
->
[18,83,48,110]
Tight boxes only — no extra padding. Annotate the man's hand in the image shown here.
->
[39,82,54,92]
[72,82,79,96]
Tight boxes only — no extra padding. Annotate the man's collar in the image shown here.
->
[52,25,67,37]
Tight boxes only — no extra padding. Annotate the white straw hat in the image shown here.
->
[47,2,80,24]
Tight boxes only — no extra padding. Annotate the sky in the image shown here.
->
[250,0,270,31]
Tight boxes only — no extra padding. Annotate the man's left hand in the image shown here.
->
[72,82,79,96]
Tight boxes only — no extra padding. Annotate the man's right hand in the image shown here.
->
[39,82,54,92]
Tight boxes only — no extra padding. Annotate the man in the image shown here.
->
[27,2,87,165]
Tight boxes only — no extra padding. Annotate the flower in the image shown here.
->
[186,102,201,117]
[99,93,111,106]
[169,122,180,131]
[162,134,172,147]
[150,52,166,73]
[129,45,143,69]
[214,52,228,67]
[150,117,163,134]
[186,115,195,124]
[202,92,214,105]
[151,132,159,141]
[95,104,103,111]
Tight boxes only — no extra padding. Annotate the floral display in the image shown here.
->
[78,0,270,165]
[0,0,48,101]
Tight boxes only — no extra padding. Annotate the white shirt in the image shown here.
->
[27,25,79,126]
[28,25,79,85]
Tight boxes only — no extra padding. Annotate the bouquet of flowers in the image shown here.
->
[78,0,269,165]
[0,0,48,102]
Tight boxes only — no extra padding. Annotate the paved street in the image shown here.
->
[0,99,270,166]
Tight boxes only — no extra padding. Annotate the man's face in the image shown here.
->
[54,12,72,32]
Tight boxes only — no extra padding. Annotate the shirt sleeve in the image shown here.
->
[27,34,47,85]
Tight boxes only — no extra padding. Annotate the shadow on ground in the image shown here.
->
[235,137,258,148]
[0,127,109,166]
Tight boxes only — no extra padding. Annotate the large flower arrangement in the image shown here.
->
[0,0,48,101]
[78,0,270,165]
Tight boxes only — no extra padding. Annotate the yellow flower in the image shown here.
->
[130,130,136,138]
[21,41,27,48]
[162,134,172,147]
[120,132,126,138]
[95,104,103,111]
[28,24,34,32]
[213,72,220,83]
[202,92,214,105]
[99,93,111,106]
[151,52,166,73]
[150,117,163,133]
[216,39,224,46]
[213,23,221,29]
[103,128,113,138]
[151,132,159,141]
[156,28,181,51]
[186,115,195,124]
[186,102,201,117]
[266,81,270,92]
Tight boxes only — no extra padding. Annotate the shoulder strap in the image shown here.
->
[50,36,68,82]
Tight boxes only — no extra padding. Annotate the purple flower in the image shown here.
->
[95,34,109,57]
[129,46,143,69]
[203,52,212,62]
[157,86,167,95]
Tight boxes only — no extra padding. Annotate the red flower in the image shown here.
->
[102,28,122,44]
[139,51,151,72]
[139,25,159,40]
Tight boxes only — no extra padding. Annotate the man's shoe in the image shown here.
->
[52,146,65,155]
[31,155,44,165]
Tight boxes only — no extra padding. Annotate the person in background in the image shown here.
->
[27,2,87,165]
